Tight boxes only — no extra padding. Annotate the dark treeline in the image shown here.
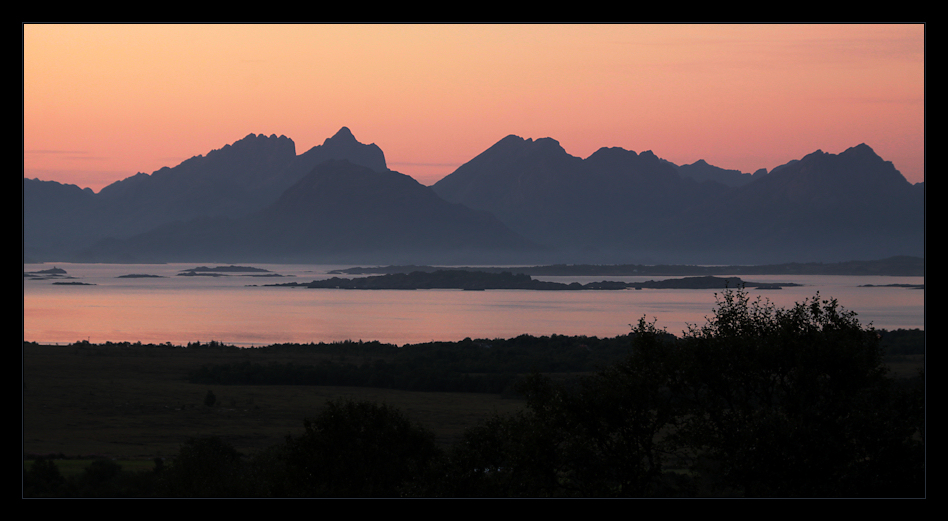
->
[878,328,927,356]
[186,334,634,394]
[184,328,922,394]
[25,326,923,360]
[23,457,164,498]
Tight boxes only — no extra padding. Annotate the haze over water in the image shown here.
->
[24,263,924,347]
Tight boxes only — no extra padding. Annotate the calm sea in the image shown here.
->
[23,263,925,346]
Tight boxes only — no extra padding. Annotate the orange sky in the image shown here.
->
[23,24,925,190]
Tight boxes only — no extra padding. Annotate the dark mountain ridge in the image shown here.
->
[25,128,923,265]
[432,135,733,258]
[251,159,536,262]
[73,160,539,264]
[431,136,922,264]
[659,143,924,263]
[671,158,767,187]
[23,179,98,260]
[25,128,393,261]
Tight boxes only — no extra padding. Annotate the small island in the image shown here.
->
[24,267,71,280]
[178,265,273,277]
[859,283,924,290]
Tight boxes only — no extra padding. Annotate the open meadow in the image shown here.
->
[23,341,527,461]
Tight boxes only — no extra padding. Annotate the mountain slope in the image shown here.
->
[26,129,923,265]
[431,135,728,258]
[23,178,98,261]
[433,137,922,264]
[94,133,298,235]
[24,128,393,262]
[257,126,390,202]
[75,160,538,264]
[673,159,764,187]
[658,144,924,263]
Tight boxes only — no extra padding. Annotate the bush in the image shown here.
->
[445,288,924,497]
[159,436,248,497]
[669,289,924,496]
[282,399,443,497]
[23,458,70,497]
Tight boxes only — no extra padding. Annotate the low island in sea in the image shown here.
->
[266,270,797,291]
[329,255,923,278]
[177,265,286,277]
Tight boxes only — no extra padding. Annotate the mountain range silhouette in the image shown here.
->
[23,128,923,265]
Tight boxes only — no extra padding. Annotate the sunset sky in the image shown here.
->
[23,24,925,191]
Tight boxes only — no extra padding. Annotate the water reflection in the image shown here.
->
[24,263,924,346]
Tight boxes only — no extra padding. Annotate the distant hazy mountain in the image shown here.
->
[661,144,925,263]
[90,127,388,236]
[91,133,298,240]
[25,128,392,262]
[431,135,729,260]
[25,128,924,265]
[74,160,537,264]
[432,137,923,264]
[23,179,98,261]
[254,126,389,203]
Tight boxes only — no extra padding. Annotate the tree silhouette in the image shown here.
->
[282,399,442,497]
[668,289,924,496]
[444,288,924,497]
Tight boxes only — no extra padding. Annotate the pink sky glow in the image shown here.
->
[24,24,925,191]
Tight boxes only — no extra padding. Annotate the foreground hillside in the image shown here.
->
[24,291,924,497]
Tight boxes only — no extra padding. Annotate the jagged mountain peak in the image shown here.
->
[437,135,576,187]
[237,132,292,142]
[780,144,902,178]
[210,132,296,158]
[738,143,913,209]
[178,132,297,172]
[532,136,563,148]
[583,147,674,171]
[587,146,635,158]
[324,126,357,145]
[512,136,568,157]
[844,143,874,154]
[486,134,565,153]
[96,133,296,198]
[297,127,387,173]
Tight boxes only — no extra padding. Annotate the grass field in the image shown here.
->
[23,337,923,461]
[23,343,526,461]
[23,335,924,497]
